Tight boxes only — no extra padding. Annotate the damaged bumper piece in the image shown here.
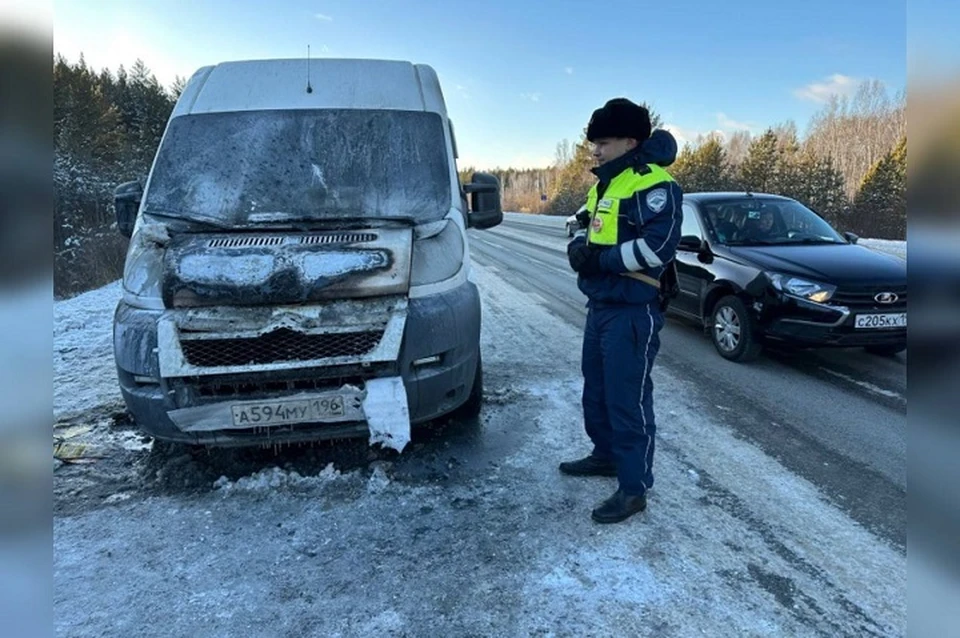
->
[114,284,480,450]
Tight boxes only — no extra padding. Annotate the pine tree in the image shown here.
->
[851,137,906,239]
[670,136,731,193]
[738,129,779,193]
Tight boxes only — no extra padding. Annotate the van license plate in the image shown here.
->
[855,313,906,329]
[231,396,345,427]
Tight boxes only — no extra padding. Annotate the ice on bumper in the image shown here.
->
[362,377,411,452]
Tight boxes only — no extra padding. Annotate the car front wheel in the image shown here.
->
[710,296,762,362]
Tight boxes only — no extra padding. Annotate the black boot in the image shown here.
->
[591,489,647,524]
[558,454,617,477]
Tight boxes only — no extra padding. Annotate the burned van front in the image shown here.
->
[114,105,482,449]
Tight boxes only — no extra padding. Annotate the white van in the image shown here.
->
[111,58,502,451]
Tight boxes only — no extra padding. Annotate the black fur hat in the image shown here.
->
[586,98,652,143]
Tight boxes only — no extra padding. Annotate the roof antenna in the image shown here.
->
[306,45,313,93]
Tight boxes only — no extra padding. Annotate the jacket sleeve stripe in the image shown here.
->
[620,241,644,271]
[636,238,663,268]
[655,185,680,253]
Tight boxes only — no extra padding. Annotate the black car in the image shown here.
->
[667,192,906,362]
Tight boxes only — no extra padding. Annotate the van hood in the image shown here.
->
[725,243,906,286]
[161,227,412,308]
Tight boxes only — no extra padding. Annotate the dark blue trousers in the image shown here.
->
[581,303,664,496]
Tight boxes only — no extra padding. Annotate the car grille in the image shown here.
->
[181,328,383,367]
[831,285,907,310]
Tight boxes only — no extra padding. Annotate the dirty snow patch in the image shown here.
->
[54,280,123,419]
[213,462,343,492]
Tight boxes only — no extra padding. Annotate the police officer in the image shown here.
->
[560,98,683,524]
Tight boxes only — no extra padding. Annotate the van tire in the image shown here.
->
[456,352,483,418]
[710,296,762,362]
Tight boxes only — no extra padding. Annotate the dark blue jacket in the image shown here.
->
[570,129,683,307]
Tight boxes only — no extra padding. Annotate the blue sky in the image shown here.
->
[52,0,909,169]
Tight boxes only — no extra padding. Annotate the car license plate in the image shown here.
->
[230,396,345,427]
[854,313,906,329]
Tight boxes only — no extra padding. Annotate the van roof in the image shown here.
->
[173,58,448,118]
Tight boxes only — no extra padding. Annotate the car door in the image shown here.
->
[672,203,711,318]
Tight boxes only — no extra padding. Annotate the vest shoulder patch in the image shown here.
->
[598,198,614,211]
[646,188,668,213]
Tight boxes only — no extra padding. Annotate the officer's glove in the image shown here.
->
[567,243,603,276]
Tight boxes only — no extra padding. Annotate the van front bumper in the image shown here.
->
[113,282,481,446]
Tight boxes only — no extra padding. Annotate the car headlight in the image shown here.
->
[410,219,464,286]
[122,221,168,309]
[767,273,836,303]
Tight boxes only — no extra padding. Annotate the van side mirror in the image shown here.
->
[843,231,859,244]
[463,172,502,230]
[678,234,705,252]
[114,180,143,238]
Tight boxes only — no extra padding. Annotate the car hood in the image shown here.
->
[725,243,906,286]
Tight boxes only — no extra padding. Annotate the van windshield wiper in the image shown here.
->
[143,210,232,231]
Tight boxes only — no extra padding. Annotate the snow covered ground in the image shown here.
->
[54,260,905,636]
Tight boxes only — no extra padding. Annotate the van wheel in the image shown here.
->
[710,296,762,362]
[456,352,483,418]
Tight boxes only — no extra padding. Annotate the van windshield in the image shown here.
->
[143,109,452,226]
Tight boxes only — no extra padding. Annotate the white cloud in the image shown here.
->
[564,67,574,75]
[521,92,541,102]
[663,124,705,147]
[663,124,728,148]
[716,112,756,132]
[314,13,333,21]
[793,73,859,103]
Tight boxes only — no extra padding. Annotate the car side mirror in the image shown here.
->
[114,179,143,238]
[678,234,705,252]
[843,231,859,244]
[463,172,503,230]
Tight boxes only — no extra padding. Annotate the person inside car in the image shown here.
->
[741,207,781,242]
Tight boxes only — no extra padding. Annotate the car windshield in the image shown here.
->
[143,109,452,226]
[701,198,846,246]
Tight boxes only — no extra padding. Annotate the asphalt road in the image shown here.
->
[470,214,907,549]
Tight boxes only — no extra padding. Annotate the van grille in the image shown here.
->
[207,236,285,248]
[181,328,383,367]
[299,233,377,245]
[206,233,377,248]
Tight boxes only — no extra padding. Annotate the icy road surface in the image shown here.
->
[54,216,905,637]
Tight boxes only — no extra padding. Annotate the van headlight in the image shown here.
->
[410,220,464,286]
[767,273,836,303]
[122,222,167,309]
